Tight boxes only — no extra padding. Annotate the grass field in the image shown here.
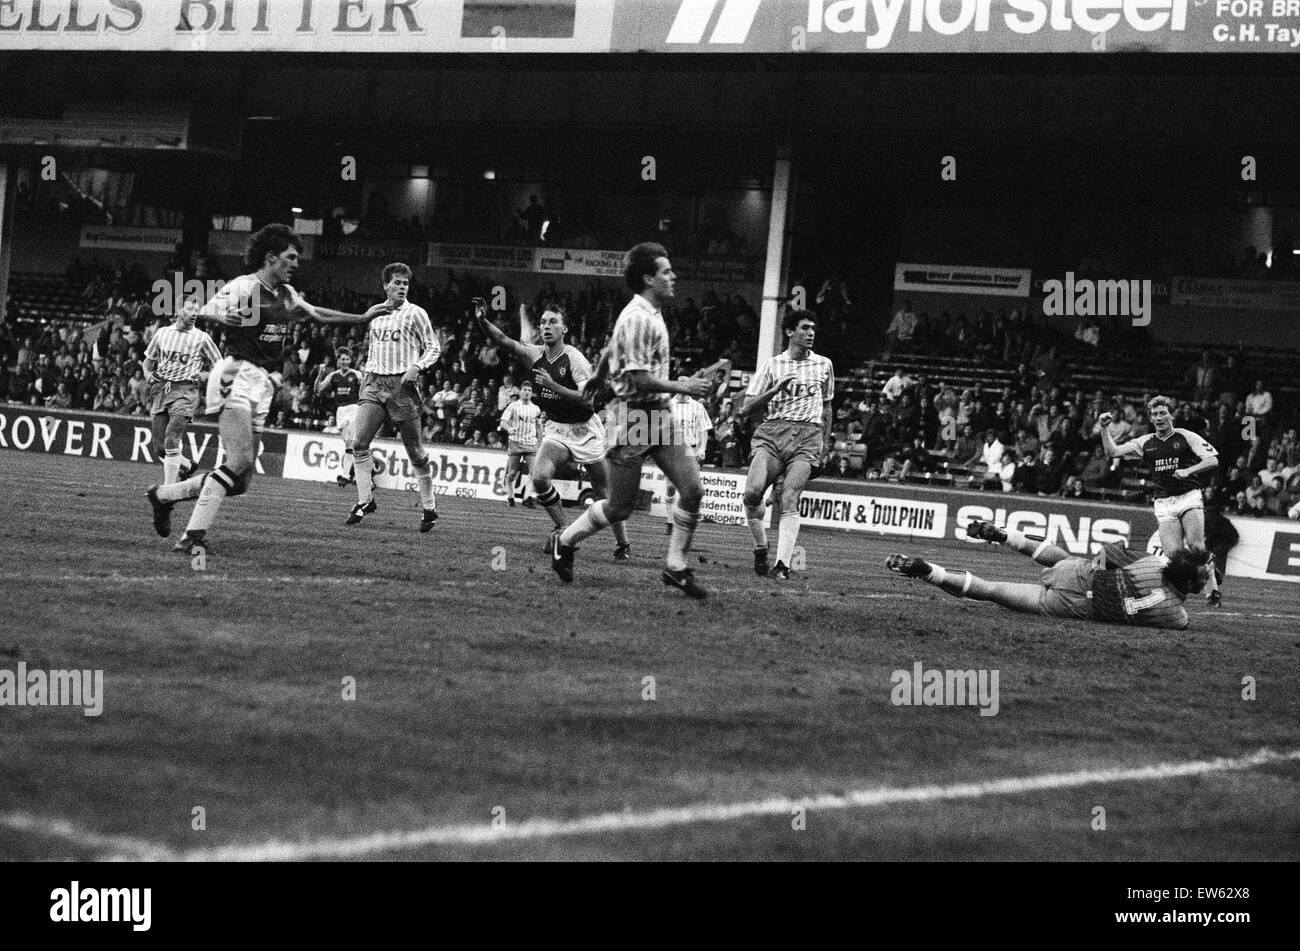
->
[1,450,1297,861]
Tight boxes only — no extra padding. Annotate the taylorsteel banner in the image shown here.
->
[0,1,1294,53]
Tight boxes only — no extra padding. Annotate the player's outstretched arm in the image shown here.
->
[622,369,712,400]
[295,293,393,325]
[475,297,534,364]
[1098,413,1141,459]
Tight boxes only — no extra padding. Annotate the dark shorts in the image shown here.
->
[1039,558,1094,620]
[507,442,535,467]
[150,380,200,419]
[360,373,422,423]
[751,419,824,467]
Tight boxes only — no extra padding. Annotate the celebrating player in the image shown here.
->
[1099,396,1222,605]
[550,242,714,597]
[663,378,715,535]
[738,310,835,579]
[315,346,364,488]
[476,299,632,559]
[887,519,1209,630]
[497,380,542,506]
[142,305,221,485]
[302,263,441,531]
[147,224,388,553]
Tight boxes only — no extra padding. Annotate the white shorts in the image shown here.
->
[1153,488,1203,524]
[335,402,359,441]
[205,357,274,433]
[539,416,607,466]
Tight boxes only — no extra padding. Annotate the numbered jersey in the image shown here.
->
[1119,428,1217,499]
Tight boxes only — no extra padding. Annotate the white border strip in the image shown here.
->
[6,748,1293,862]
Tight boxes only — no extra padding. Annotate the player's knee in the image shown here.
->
[676,485,703,511]
[780,488,802,511]
[742,488,764,510]
[213,463,253,497]
[604,499,635,522]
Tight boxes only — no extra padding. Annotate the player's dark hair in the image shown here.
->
[383,262,412,284]
[624,242,669,293]
[783,309,816,334]
[519,379,532,390]
[540,303,567,328]
[1163,549,1209,595]
[246,224,303,272]
[336,346,352,359]
[1147,395,1175,415]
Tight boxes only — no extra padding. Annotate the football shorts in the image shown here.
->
[205,357,273,433]
[751,418,824,467]
[1038,557,1094,620]
[335,402,359,441]
[150,380,200,419]
[359,372,422,423]
[1153,489,1203,525]
[541,415,607,466]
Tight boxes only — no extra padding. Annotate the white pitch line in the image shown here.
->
[0,812,177,862]
[0,573,391,585]
[3,747,1279,862]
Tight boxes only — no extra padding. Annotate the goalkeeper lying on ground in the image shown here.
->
[887,520,1211,630]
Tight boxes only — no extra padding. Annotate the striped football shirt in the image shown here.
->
[499,399,542,450]
[145,324,222,383]
[1120,555,1189,630]
[671,395,712,459]
[607,294,670,403]
[362,302,440,375]
[747,351,835,425]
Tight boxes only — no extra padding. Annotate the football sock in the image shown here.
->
[665,504,700,572]
[745,503,768,549]
[413,458,436,510]
[157,473,205,503]
[1002,528,1060,565]
[612,518,629,547]
[343,447,355,481]
[925,565,986,599]
[185,470,230,534]
[1204,554,1221,595]
[537,485,565,529]
[560,500,610,547]
[354,449,375,504]
[163,447,182,484]
[776,512,800,567]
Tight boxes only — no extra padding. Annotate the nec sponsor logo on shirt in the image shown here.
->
[666,0,1191,48]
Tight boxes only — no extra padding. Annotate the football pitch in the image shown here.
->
[1,451,1297,861]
